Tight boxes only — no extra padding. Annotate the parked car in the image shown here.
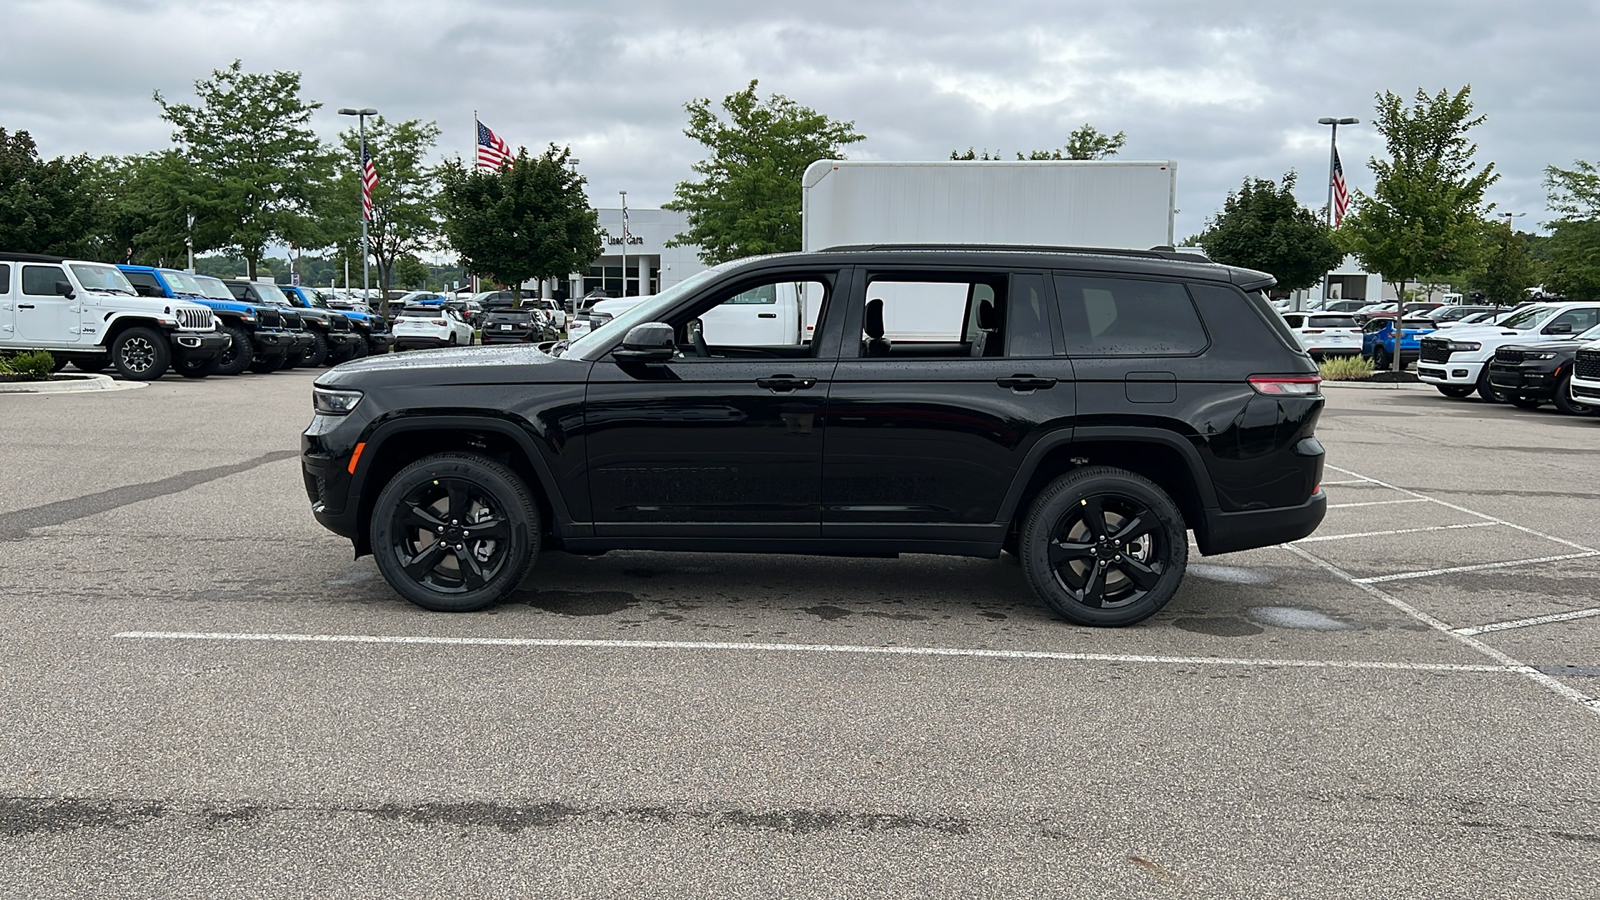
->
[280,285,365,366]
[118,264,273,378]
[1361,316,1438,370]
[1422,305,1498,325]
[192,274,294,375]
[1281,311,1361,357]
[1321,300,1370,313]
[222,279,316,372]
[304,288,392,358]
[480,307,557,345]
[395,291,445,309]
[1486,324,1600,416]
[1570,338,1600,409]
[303,245,1328,626]
[566,296,645,341]
[392,305,476,349]
[1418,302,1600,400]
[0,252,224,380]
[444,299,486,327]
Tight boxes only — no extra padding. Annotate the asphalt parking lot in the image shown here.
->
[1,371,1597,898]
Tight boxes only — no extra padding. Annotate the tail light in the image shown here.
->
[1249,375,1322,396]
[1302,329,1324,334]
[431,319,446,326]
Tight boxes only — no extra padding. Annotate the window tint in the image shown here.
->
[1054,275,1207,355]
[22,265,67,296]
[0,264,9,292]
[1006,273,1053,357]
[124,270,163,293]
[675,277,831,355]
[1283,314,1305,329]
[1547,308,1599,333]
[857,273,1008,358]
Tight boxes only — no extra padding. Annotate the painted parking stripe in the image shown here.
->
[1318,479,1372,486]
[1293,522,1500,544]
[112,631,1519,673]
[1326,498,1428,510]
[1455,607,1600,636]
[1352,552,1600,585]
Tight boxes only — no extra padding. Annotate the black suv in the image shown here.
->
[302,247,1327,626]
[1487,325,1600,416]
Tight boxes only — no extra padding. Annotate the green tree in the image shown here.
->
[1542,160,1600,300]
[0,127,102,256]
[329,117,443,304]
[1195,172,1343,292]
[1337,86,1497,373]
[155,61,337,278]
[89,150,203,266]
[950,124,1127,162]
[394,255,430,289]
[1468,221,1540,305]
[439,144,602,308]
[665,80,865,264]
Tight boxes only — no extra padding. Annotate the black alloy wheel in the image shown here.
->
[1553,374,1595,416]
[1476,366,1507,403]
[370,453,540,612]
[215,326,253,376]
[111,327,171,380]
[1020,466,1188,627]
[1437,385,1474,399]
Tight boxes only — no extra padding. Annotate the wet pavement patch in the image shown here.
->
[1248,606,1356,631]
[1172,617,1265,637]
[1187,564,1274,585]
[0,798,167,836]
[523,590,638,617]
[1536,665,1600,677]
[802,604,852,621]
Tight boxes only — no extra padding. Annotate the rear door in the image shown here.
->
[821,267,1073,541]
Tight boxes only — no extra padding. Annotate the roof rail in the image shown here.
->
[816,243,1213,263]
[0,251,68,264]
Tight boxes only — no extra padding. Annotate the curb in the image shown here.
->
[1321,381,1433,392]
[0,374,147,394]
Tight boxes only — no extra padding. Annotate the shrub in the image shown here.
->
[1319,355,1374,381]
[0,350,57,381]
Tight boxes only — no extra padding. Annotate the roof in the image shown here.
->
[775,244,1276,291]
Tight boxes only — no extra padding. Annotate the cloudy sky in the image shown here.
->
[5,0,1596,240]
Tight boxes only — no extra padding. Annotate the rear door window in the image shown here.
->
[1308,315,1358,329]
[1053,274,1208,356]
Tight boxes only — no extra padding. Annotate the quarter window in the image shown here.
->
[1054,274,1208,356]
[1006,274,1053,357]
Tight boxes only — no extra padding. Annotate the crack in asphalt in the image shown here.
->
[0,450,298,540]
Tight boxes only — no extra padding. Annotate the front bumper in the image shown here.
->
[1488,362,1563,398]
[287,331,315,353]
[1570,377,1600,404]
[169,330,230,361]
[1416,358,1485,385]
[326,331,362,351]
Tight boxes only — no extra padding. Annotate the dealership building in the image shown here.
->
[553,207,707,301]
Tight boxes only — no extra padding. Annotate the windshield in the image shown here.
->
[1498,305,1556,329]
[567,260,753,359]
[69,263,136,295]
[252,283,291,305]
[161,269,207,296]
[193,275,236,301]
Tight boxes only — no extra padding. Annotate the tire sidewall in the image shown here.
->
[305,330,329,367]
[1020,468,1188,627]
[1553,375,1594,416]
[370,454,540,612]
[112,326,171,380]
[217,326,253,376]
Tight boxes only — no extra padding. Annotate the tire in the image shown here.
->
[370,453,540,612]
[215,326,253,376]
[249,354,286,374]
[175,355,219,378]
[1437,385,1474,399]
[328,342,358,365]
[111,327,170,380]
[351,338,370,359]
[72,355,109,374]
[447,333,459,345]
[1019,466,1188,627]
[302,330,330,367]
[49,354,69,373]
[1553,375,1596,416]
[1372,348,1391,372]
[1476,367,1507,403]
[1509,396,1543,410]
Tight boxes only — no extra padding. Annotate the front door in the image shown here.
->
[822,269,1075,540]
[16,263,80,344]
[582,268,847,539]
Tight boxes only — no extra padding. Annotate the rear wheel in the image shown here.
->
[1372,347,1391,371]
[370,453,540,612]
[1553,374,1595,416]
[1437,385,1474,399]
[1476,367,1507,403]
[111,327,170,380]
[1019,466,1188,627]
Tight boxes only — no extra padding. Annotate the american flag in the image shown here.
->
[361,146,377,221]
[476,120,513,170]
[1332,148,1349,227]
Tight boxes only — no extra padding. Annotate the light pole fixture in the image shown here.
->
[338,107,378,303]
[1502,211,1527,228]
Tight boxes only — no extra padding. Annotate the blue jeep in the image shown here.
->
[118,265,290,376]
[280,286,388,362]
[1361,315,1438,371]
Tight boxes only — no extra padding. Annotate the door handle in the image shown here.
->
[757,312,777,318]
[756,375,818,392]
[996,375,1058,392]
[17,304,35,309]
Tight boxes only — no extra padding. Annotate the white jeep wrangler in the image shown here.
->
[0,252,226,380]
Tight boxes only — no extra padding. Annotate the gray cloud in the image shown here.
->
[4,0,1595,238]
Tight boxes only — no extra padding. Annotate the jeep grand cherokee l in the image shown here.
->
[302,246,1327,627]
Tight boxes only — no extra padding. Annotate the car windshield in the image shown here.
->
[566,260,757,359]
[254,283,291,305]
[1498,305,1557,329]
[69,263,136,295]
[193,275,236,301]
[1576,324,1600,341]
[161,269,207,296]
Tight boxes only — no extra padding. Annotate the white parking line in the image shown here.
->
[1455,607,1600,636]
[112,631,1519,674]
[1293,522,1500,544]
[1353,552,1600,585]
[1326,498,1428,509]
[1319,479,1372,486]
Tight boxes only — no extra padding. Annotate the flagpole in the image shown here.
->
[619,190,627,298]
[471,110,480,297]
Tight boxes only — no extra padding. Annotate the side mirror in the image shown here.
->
[1546,323,1573,334]
[613,322,676,364]
[54,281,76,299]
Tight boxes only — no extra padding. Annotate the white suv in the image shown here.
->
[1571,336,1600,410]
[1417,302,1600,401]
[0,252,224,380]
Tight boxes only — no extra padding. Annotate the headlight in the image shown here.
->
[1524,352,1557,360]
[312,387,364,416]
[1447,341,1482,351]
[241,315,256,323]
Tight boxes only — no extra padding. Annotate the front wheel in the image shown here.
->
[111,327,171,380]
[303,330,330,367]
[370,453,541,612]
[1019,466,1188,627]
[1437,385,1474,399]
[215,326,253,376]
[1553,375,1596,416]
[1476,367,1507,403]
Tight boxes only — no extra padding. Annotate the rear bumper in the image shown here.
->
[394,335,454,349]
[1198,490,1327,556]
[169,330,230,360]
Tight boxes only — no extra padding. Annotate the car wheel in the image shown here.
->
[1553,375,1595,416]
[351,338,370,359]
[448,333,458,345]
[175,355,219,378]
[1019,466,1188,627]
[1437,385,1474,399]
[370,453,540,612]
[1476,367,1507,403]
[111,327,171,380]
[1509,396,1543,410]
[1372,347,1391,371]
[72,355,109,374]
[303,330,330,367]
[215,326,253,376]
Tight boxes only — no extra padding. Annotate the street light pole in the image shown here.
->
[1315,116,1359,312]
[338,107,379,304]
[619,190,628,298]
